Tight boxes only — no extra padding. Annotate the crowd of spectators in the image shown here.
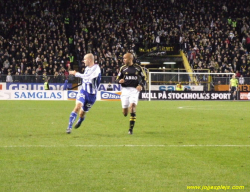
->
[0,0,250,84]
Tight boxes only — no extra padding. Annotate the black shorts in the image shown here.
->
[231,86,237,92]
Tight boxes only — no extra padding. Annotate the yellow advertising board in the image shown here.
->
[215,85,250,91]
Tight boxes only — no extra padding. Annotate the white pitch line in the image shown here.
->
[1,145,250,148]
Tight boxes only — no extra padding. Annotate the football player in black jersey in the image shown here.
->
[116,53,146,134]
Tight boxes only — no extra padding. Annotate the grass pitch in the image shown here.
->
[0,100,249,192]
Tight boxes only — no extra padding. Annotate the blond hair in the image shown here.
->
[85,53,94,62]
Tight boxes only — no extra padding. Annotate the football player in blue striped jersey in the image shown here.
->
[66,53,101,134]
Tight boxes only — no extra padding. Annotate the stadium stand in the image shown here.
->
[0,0,250,84]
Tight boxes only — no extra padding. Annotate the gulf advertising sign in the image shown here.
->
[240,92,250,100]
[100,91,121,101]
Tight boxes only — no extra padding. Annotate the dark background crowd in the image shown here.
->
[0,0,250,84]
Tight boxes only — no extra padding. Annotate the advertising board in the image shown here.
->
[100,91,121,101]
[240,92,250,100]
[139,91,232,100]
[0,90,64,100]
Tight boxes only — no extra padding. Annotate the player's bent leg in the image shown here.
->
[66,102,82,134]
[74,93,96,130]
[74,109,86,129]
[128,103,137,135]
[73,102,83,113]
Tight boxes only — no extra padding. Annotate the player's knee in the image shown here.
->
[130,103,136,112]
[74,104,82,113]
[131,103,136,107]
[79,110,86,118]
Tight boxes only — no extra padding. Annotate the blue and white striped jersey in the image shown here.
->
[75,64,101,94]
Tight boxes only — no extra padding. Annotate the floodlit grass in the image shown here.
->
[0,100,249,192]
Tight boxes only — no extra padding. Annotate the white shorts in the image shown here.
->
[121,87,139,108]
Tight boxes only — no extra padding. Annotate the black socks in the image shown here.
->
[129,113,136,129]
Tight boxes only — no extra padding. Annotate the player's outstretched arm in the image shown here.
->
[69,70,77,76]
[71,66,100,80]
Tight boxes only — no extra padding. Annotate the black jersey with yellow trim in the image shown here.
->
[116,63,146,88]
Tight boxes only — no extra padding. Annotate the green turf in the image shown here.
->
[0,100,249,192]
